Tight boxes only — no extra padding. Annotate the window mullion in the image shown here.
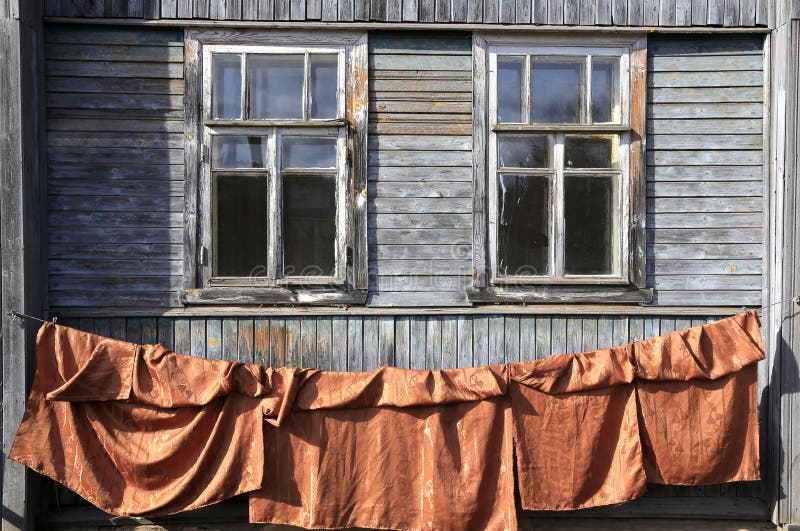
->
[585,55,592,125]
[524,55,531,125]
[303,52,310,121]
[240,52,247,120]
[553,133,565,279]
[268,127,279,280]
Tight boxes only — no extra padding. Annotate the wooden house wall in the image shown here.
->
[44,26,766,309]
[44,0,769,27]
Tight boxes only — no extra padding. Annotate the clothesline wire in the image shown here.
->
[5,295,800,326]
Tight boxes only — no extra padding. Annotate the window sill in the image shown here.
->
[179,287,368,306]
[466,285,653,305]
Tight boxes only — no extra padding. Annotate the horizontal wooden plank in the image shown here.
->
[47,92,183,111]
[49,291,181,308]
[49,211,183,227]
[49,132,185,149]
[647,134,762,150]
[49,275,183,291]
[48,117,185,133]
[646,197,762,213]
[49,258,182,276]
[368,122,472,135]
[48,195,184,212]
[646,165,763,181]
[368,181,472,198]
[48,163,184,180]
[368,151,472,167]
[368,197,471,213]
[648,71,762,88]
[369,243,472,260]
[368,213,472,229]
[369,100,471,114]
[369,112,471,123]
[370,78,472,92]
[647,259,762,275]
[647,103,762,119]
[369,228,473,244]
[369,36,472,54]
[648,243,762,259]
[646,150,762,166]
[648,87,763,104]
[45,27,183,47]
[46,60,184,79]
[46,44,185,63]
[647,118,762,135]
[369,54,471,70]
[369,275,471,291]
[49,179,184,196]
[647,181,763,197]
[47,108,184,121]
[653,290,762,306]
[368,135,471,151]
[49,226,183,244]
[368,166,473,181]
[648,38,764,56]
[370,91,472,101]
[49,242,182,259]
[653,274,762,290]
[369,259,472,276]
[366,291,470,307]
[648,54,762,72]
[47,76,184,95]
[648,228,763,244]
[48,147,184,165]
[647,212,762,228]
[370,69,472,81]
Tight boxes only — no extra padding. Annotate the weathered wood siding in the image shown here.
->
[44,27,766,309]
[646,35,765,307]
[368,33,473,307]
[44,0,769,27]
[45,25,185,308]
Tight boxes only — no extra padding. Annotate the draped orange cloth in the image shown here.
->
[8,311,764,528]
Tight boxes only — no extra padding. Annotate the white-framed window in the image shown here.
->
[181,31,368,306]
[471,35,650,303]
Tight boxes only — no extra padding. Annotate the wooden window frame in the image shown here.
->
[470,33,652,304]
[181,29,368,306]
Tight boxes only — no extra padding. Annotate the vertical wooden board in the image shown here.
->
[707,0,723,23]
[362,316,379,370]
[457,316,473,368]
[627,0,642,24]
[628,317,644,342]
[441,316,458,369]
[499,0,514,22]
[195,0,210,18]
[515,0,531,22]
[174,318,191,354]
[596,317,613,349]
[222,318,238,361]
[611,316,629,345]
[723,0,739,25]
[346,318,363,371]
[242,0,258,18]
[674,318,692,334]
[582,317,598,350]
[206,318,222,360]
[402,0,418,19]
[519,316,536,361]
[290,0,306,19]
[532,0,547,22]
[452,0,468,20]
[316,317,332,370]
[675,0,691,24]
[426,316,443,369]
[473,35,488,288]
[300,317,317,368]
[178,0,193,17]
[483,0,498,22]
[467,0,483,21]
[418,0,434,20]
[157,318,174,350]
[435,0,450,20]
[258,0,274,18]
[254,318,271,366]
[45,0,61,16]
[534,316,551,359]
[335,0,351,19]
[331,316,348,371]
[551,317,567,354]
[285,318,301,367]
[660,0,676,24]
[410,316,427,369]
[95,318,112,339]
[126,318,143,344]
[394,316,411,368]
[596,0,611,23]
[642,0,657,24]
[644,317,660,344]
[238,318,255,364]
[76,318,95,335]
[564,0,579,23]
[354,0,369,19]
[274,0,289,18]
[473,316,489,366]
[691,0,708,24]
[386,0,401,19]
[754,0,766,24]
[370,0,386,19]
[378,315,395,367]
[141,317,157,344]
[579,0,596,24]
[566,317,582,353]
[488,315,504,365]
[504,316,520,363]
[307,0,322,18]
[659,317,676,334]
[611,0,627,23]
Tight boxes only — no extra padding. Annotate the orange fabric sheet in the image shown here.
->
[8,312,764,527]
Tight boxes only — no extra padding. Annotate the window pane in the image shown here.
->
[212,54,242,119]
[213,174,269,277]
[498,135,550,168]
[564,174,619,275]
[212,136,267,168]
[283,174,336,277]
[248,54,304,119]
[309,54,339,119]
[497,174,550,276]
[497,56,524,123]
[282,137,337,168]
[591,59,619,124]
[530,60,584,124]
[564,135,617,168]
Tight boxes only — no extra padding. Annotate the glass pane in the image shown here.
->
[530,60,584,124]
[213,174,269,277]
[212,54,242,119]
[283,174,336,277]
[497,174,550,276]
[497,56,524,123]
[564,135,617,169]
[592,59,619,123]
[564,174,619,275]
[248,54,304,119]
[212,136,267,168]
[282,137,337,168]
[309,54,339,119]
[498,135,550,168]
